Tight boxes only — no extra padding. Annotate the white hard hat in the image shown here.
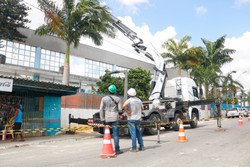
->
[127,88,136,96]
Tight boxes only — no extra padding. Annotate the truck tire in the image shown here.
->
[190,112,198,128]
[173,113,182,131]
[144,114,160,135]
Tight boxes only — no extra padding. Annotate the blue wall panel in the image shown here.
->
[43,96,61,136]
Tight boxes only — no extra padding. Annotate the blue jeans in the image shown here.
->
[128,120,144,150]
[105,121,120,152]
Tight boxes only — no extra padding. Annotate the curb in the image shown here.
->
[0,132,99,150]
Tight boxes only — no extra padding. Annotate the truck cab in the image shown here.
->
[142,76,201,135]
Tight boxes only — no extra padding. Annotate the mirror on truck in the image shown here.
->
[199,87,203,96]
[192,87,199,98]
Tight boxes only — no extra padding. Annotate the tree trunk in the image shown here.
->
[204,83,209,120]
[178,66,182,77]
[62,43,70,85]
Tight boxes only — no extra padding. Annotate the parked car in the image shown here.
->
[226,108,240,118]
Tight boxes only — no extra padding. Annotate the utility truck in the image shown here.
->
[73,14,218,135]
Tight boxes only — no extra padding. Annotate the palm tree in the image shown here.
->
[35,0,115,85]
[219,71,244,111]
[189,36,235,120]
[161,35,202,76]
[191,35,235,99]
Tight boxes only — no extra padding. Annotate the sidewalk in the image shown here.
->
[0,131,100,150]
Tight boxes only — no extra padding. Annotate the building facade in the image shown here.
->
[0,28,155,93]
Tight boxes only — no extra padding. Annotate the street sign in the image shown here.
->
[231,100,235,105]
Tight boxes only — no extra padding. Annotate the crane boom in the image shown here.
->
[110,15,167,100]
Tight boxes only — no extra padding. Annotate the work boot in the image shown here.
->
[138,147,145,151]
[129,148,137,152]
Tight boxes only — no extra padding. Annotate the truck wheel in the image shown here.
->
[173,113,182,131]
[190,112,198,128]
[144,114,160,135]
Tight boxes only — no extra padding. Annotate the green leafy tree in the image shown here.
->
[127,68,151,100]
[35,0,115,85]
[0,0,30,42]
[96,68,151,100]
[96,70,123,95]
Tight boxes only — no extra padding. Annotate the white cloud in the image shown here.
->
[222,32,250,90]
[195,6,207,15]
[116,0,149,13]
[235,0,250,5]
[117,0,149,6]
[23,0,44,29]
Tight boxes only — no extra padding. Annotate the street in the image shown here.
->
[1,118,250,167]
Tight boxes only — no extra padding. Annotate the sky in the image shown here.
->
[23,0,250,90]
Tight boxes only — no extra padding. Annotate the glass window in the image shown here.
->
[60,53,64,59]
[51,51,55,56]
[6,52,12,58]
[50,66,55,71]
[25,50,30,56]
[41,54,45,59]
[19,44,25,49]
[25,45,30,51]
[24,61,29,66]
[18,61,24,66]
[12,59,17,64]
[24,56,30,61]
[13,48,18,54]
[19,55,24,61]
[7,41,13,47]
[31,52,35,57]
[45,65,49,70]
[7,46,12,52]
[51,56,55,61]
[30,57,35,62]
[50,61,55,66]
[31,47,36,52]
[46,55,50,60]
[6,58,11,64]
[46,50,50,55]
[0,50,5,55]
[41,59,45,64]
[19,49,24,55]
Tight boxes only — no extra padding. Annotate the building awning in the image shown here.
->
[0,75,79,96]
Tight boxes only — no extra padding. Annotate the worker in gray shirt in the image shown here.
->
[100,84,123,154]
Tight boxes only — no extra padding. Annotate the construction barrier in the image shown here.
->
[177,120,187,142]
[100,125,116,158]
[238,114,244,125]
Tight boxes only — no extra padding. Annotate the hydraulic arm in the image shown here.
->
[110,15,167,100]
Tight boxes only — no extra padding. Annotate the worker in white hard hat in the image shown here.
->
[123,88,145,152]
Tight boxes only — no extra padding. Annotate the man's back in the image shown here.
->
[100,95,122,122]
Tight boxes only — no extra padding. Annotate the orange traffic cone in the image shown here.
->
[238,114,244,125]
[177,120,187,142]
[248,113,250,121]
[100,125,116,158]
